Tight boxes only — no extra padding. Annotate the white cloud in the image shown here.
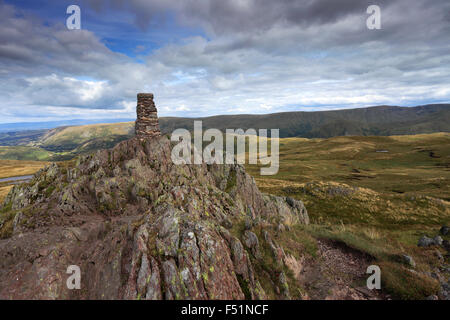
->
[0,0,449,123]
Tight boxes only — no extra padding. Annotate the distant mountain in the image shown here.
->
[0,130,48,147]
[0,122,134,160]
[0,104,448,160]
[158,104,450,138]
[0,118,134,133]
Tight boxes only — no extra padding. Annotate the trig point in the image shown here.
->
[135,93,161,138]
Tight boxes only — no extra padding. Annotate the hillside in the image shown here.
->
[0,104,448,161]
[159,104,450,138]
[39,122,134,152]
[248,132,450,201]
[0,130,48,146]
[0,146,55,161]
[0,123,134,161]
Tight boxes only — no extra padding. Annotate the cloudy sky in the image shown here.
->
[0,0,449,123]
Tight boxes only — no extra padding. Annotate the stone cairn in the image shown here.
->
[135,93,161,138]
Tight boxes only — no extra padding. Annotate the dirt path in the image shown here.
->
[297,239,387,300]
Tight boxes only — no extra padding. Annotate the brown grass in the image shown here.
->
[0,160,49,203]
[0,186,12,203]
[0,160,49,179]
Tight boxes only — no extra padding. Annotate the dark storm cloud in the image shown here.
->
[83,0,450,52]
[83,0,429,36]
[180,0,387,33]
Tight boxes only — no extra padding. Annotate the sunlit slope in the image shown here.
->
[247,132,450,200]
[0,122,134,160]
[0,146,54,161]
[39,122,134,152]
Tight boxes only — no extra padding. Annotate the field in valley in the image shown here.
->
[0,160,49,203]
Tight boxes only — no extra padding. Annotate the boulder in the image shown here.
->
[418,235,443,247]
[440,226,449,236]
[401,255,416,268]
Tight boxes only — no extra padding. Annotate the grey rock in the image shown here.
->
[401,254,416,268]
[242,230,260,258]
[418,235,443,247]
[145,256,162,300]
[418,236,435,247]
[137,253,151,296]
[440,282,450,300]
[434,236,443,246]
[440,226,449,236]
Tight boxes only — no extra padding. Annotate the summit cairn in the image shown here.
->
[135,93,161,138]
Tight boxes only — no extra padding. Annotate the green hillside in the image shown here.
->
[0,104,448,161]
[39,122,134,151]
[0,146,54,161]
[159,104,450,138]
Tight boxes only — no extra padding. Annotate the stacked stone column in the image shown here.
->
[135,93,161,138]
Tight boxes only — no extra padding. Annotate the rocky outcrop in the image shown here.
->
[0,135,308,300]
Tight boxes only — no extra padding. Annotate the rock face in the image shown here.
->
[0,134,309,299]
[418,235,443,247]
[135,93,160,138]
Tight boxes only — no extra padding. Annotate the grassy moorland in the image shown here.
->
[246,132,450,299]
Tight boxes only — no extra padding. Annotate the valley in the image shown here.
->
[0,104,448,162]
